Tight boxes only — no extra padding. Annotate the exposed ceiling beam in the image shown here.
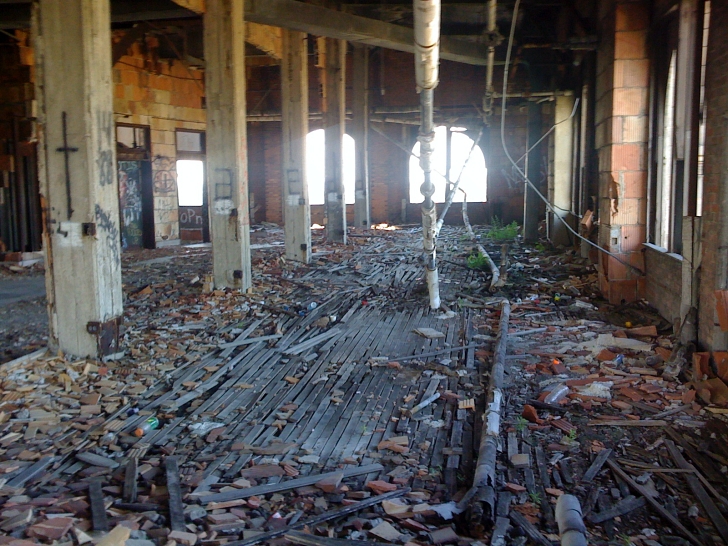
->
[244,0,489,66]
[244,22,282,60]
[168,0,281,59]
[167,0,205,15]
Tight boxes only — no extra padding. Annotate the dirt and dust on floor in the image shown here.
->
[0,223,728,546]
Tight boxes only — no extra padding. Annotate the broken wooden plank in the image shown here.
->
[4,456,54,490]
[89,480,110,532]
[199,464,384,504]
[123,457,138,503]
[664,439,728,544]
[509,511,551,546]
[76,452,120,469]
[222,488,409,546]
[587,495,646,523]
[587,420,667,427]
[165,456,186,532]
[581,448,612,483]
[605,459,703,546]
[218,334,282,349]
[285,530,391,546]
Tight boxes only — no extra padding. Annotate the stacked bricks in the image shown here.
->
[112,34,206,243]
[698,1,728,350]
[595,0,650,304]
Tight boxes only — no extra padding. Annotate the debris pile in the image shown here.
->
[0,225,725,546]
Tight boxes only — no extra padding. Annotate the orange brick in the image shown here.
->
[614,59,650,88]
[613,88,646,116]
[611,116,623,144]
[615,3,650,32]
[622,115,648,143]
[612,197,646,226]
[605,254,629,280]
[621,225,646,252]
[608,279,640,305]
[611,143,644,171]
[121,70,139,86]
[615,30,647,60]
[622,171,647,198]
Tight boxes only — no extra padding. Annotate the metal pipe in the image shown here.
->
[555,495,588,546]
[414,0,441,310]
[484,0,497,117]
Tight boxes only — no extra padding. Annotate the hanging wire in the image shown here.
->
[499,0,644,275]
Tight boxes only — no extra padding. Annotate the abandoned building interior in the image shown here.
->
[2,0,728,544]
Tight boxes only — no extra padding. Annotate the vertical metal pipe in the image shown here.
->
[484,0,497,117]
[414,0,441,310]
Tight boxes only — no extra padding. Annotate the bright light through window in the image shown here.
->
[177,160,204,206]
[306,129,356,205]
[409,126,487,203]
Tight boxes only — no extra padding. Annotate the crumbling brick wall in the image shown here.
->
[595,0,650,304]
[699,0,728,351]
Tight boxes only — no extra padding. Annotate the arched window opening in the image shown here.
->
[409,126,487,203]
[305,129,356,205]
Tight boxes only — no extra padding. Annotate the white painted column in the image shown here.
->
[352,44,370,229]
[323,38,347,243]
[204,0,252,289]
[281,30,311,263]
[34,0,123,357]
[551,94,575,246]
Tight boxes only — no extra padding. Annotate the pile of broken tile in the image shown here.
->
[1,225,727,546]
[495,295,728,545]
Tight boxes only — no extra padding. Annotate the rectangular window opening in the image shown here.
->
[177,159,204,207]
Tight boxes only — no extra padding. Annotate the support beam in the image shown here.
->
[323,38,347,243]
[523,101,542,242]
[550,95,575,246]
[169,0,205,14]
[281,30,311,263]
[34,0,123,357]
[245,23,283,59]
[204,0,252,289]
[244,0,489,66]
[352,44,370,229]
[169,0,283,59]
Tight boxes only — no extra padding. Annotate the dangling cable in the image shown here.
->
[499,0,643,275]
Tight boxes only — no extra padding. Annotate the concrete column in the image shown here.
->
[34,0,123,358]
[323,38,347,243]
[551,95,575,246]
[523,101,542,242]
[352,44,370,229]
[204,0,251,289]
[281,30,311,263]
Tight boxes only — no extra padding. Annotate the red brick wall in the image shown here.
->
[249,49,541,227]
[699,0,728,350]
[595,0,650,304]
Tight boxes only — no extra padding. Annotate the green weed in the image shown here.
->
[486,216,520,241]
[466,253,490,270]
[515,416,529,433]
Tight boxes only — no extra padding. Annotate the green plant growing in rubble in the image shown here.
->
[486,216,520,242]
[528,492,542,506]
[617,534,634,546]
[515,416,528,433]
[466,253,489,270]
